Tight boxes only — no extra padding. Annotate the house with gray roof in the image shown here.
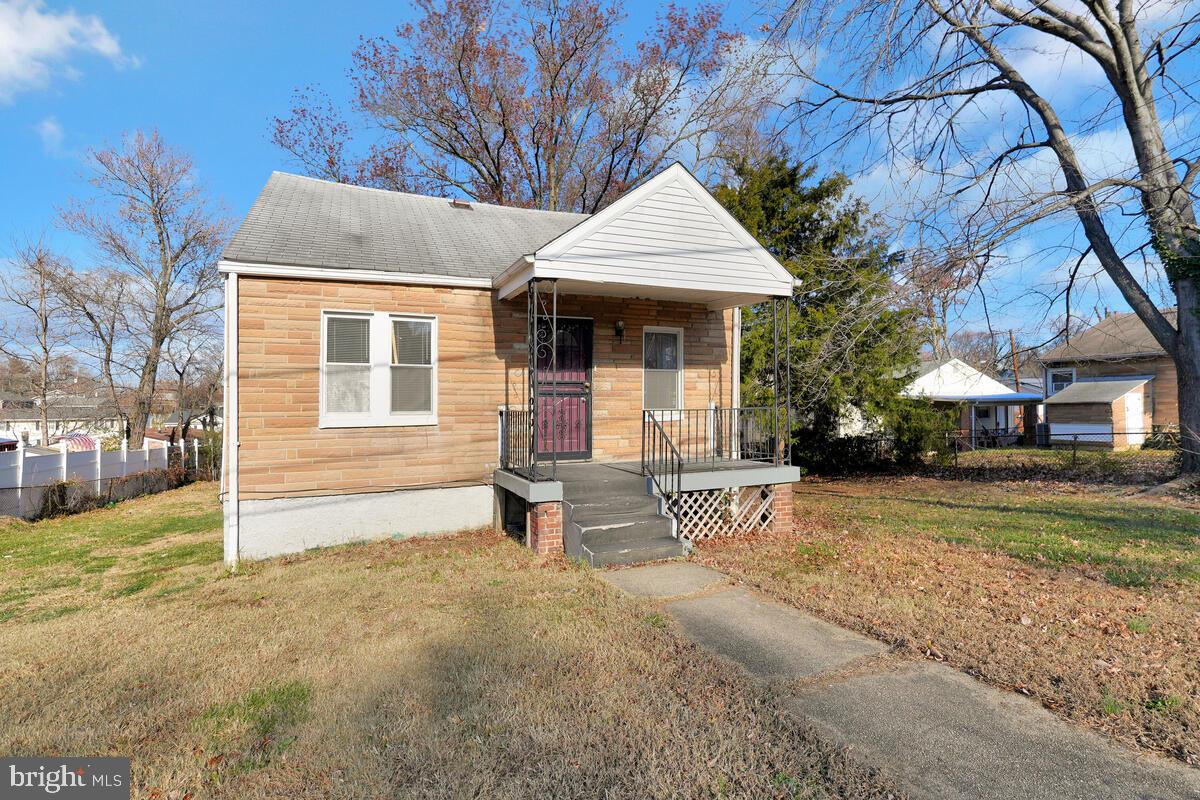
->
[220,164,801,565]
[1039,311,1176,445]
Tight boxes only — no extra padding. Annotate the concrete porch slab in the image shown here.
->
[664,587,886,679]
[600,562,726,598]
[789,661,1200,800]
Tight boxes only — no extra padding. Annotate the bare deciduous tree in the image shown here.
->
[162,327,222,437]
[0,240,71,444]
[774,0,1200,470]
[53,267,134,437]
[274,0,782,211]
[60,131,231,448]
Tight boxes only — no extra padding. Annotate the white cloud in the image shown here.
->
[34,114,64,155]
[0,0,136,103]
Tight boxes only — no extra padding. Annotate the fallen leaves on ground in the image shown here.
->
[696,476,1200,766]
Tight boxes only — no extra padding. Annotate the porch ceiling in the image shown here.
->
[494,257,793,309]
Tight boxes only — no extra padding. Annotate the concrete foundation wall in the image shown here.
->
[236,484,494,560]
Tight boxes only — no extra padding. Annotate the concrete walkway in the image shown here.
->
[601,562,1200,800]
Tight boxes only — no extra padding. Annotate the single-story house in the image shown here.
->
[0,400,125,447]
[1043,378,1150,449]
[1040,310,1177,429]
[160,408,223,431]
[902,357,1043,444]
[220,163,802,565]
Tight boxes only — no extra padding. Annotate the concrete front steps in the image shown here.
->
[556,463,688,567]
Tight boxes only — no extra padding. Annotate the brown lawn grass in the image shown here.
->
[695,476,1200,766]
[0,483,895,800]
[930,446,1179,487]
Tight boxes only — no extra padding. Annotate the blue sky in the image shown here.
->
[0,0,732,264]
[0,0,1187,343]
[1,1,426,261]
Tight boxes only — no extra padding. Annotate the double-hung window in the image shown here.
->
[1048,368,1075,395]
[643,327,683,411]
[321,311,437,427]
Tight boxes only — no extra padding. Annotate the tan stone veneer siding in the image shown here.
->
[235,276,735,500]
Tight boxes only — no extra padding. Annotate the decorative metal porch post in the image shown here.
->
[772,297,781,465]
[526,278,559,481]
[527,280,539,480]
[784,292,792,466]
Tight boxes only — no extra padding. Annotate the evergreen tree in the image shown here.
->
[714,156,930,466]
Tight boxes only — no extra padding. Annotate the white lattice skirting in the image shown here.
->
[676,484,775,541]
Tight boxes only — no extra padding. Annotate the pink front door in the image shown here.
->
[535,318,592,460]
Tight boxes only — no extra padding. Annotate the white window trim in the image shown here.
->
[319,310,438,428]
[642,325,684,416]
[1047,367,1076,396]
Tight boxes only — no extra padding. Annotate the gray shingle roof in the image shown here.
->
[1044,378,1147,404]
[223,173,589,280]
[1041,310,1175,362]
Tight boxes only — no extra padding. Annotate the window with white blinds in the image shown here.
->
[321,311,438,427]
[324,316,371,414]
[643,327,683,410]
[390,318,433,414]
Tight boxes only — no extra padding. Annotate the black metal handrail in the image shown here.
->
[499,406,537,479]
[642,410,683,527]
[640,407,787,466]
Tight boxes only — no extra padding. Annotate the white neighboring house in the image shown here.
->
[160,408,223,431]
[0,395,125,447]
[902,357,1044,442]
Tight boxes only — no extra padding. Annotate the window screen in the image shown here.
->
[325,316,370,414]
[1050,370,1074,394]
[391,318,433,414]
[644,330,681,409]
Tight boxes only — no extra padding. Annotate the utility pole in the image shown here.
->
[1009,330,1021,392]
[1009,329,1026,438]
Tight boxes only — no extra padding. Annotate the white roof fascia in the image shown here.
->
[219,259,494,289]
[531,163,794,297]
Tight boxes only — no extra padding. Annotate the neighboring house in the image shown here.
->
[161,407,223,431]
[902,357,1043,442]
[0,398,125,446]
[1043,379,1151,449]
[0,392,34,410]
[221,164,802,565]
[1039,311,1174,447]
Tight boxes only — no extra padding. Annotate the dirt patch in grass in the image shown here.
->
[696,476,1200,766]
[0,486,897,799]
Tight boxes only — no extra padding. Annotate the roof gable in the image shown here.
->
[902,358,1018,400]
[526,163,795,299]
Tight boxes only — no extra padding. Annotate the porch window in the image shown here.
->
[321,311,437,428]
[643,327,683,410]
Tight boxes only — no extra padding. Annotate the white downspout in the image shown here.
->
[223,272,240,568]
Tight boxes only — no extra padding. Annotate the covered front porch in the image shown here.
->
[495,275,797,482]
[486,162,802,562]
[492,274,801,564]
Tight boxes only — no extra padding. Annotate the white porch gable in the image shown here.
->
[494,163,795,309]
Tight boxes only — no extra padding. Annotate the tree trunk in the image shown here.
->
[128,350,161,449]
[1175,280,1200,474]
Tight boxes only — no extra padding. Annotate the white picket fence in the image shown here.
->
[0,439,200,519]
